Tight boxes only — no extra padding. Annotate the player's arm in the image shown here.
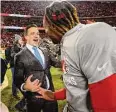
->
[36,87,66,100]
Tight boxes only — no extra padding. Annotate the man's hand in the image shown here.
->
[36,87,55,101]
[24,75,41,92]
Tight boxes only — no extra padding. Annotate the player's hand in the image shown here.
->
[36,87,55,101]
[24,75,41,92]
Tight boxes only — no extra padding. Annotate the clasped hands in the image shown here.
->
[24,75,55,100]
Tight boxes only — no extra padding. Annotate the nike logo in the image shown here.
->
[97,62,109,71]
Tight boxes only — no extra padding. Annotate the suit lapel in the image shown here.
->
[39,47,48,69]
[24,47,43,69]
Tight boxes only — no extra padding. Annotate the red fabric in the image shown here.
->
[1,13,9,16]
[89,74,116,112]
[54,88,66,100]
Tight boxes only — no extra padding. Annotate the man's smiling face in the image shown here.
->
[25,27,40,47]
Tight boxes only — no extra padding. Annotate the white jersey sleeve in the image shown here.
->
[77,22,116,84]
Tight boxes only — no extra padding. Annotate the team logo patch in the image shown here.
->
[61,57,69,74]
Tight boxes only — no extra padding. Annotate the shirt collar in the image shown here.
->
[64,23,84,37]
[60,23,85,46]
[26,44,39,51]
[26,44,34,49]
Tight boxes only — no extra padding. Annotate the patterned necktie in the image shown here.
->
[32,47,43,66]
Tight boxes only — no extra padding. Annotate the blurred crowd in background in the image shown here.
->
[1,1,116,48]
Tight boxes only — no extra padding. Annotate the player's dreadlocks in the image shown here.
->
[44,1,79,38]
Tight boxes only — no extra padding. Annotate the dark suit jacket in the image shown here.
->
[5,46,11,64]
[14,46,60,100]
[10,44,21,67]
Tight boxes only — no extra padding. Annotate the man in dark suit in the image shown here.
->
[14,24,59,112]
[10,34,25,98]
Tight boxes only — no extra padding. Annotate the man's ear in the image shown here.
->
[25,35,28,40]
